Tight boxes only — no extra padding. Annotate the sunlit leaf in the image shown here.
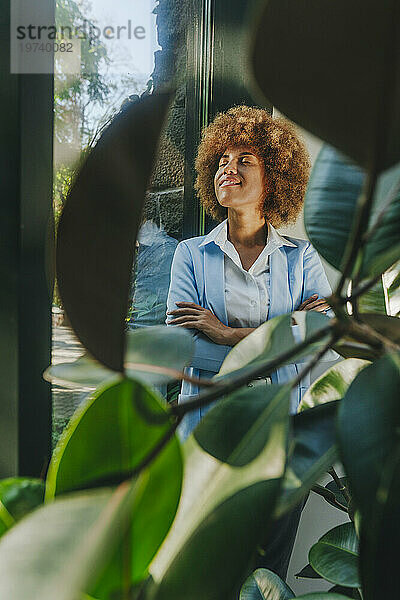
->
[0,481,143,600]
[239,568,295,599]
[46,378,183,594]
[217,312,331,380]
[151,385,290,600]
[298,359,369,412]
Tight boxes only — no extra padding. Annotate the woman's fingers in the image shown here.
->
[304,298,330,311]
[298,294,318,310]
[167,307,203,316]
[168,315,200,324]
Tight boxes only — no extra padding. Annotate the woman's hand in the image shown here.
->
[298,294,330,313]
[167,302,229,345]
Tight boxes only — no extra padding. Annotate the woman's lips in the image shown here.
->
[219,180,241,188]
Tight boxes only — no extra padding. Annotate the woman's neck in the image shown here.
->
[227,210,267,248]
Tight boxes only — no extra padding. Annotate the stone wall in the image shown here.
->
[143,0,189,240]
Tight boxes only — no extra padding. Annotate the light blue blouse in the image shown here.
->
[166,222,333,439]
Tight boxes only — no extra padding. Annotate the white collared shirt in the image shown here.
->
[202,219,296,328]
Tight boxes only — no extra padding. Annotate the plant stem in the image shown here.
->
[328,467,351,504]
[311,485,348,512]
[171,323,335,417]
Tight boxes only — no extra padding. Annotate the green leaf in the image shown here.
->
[239,568,295,599]
[56,91,173,372]
[304,145,400,276]
[276,402,338,517]
[337,354,400,524]
[295,564,321,579]
[0,478,45,536]
[0,481,144,600]
[328,585,361,598]
[298,359,369,412]
[46,379,175,496]
[296,595,352,600]
[309,522,360,588]
[217,312,331,379]
[46,379,183,593]
[44,326,193,388]
[150,385,290,600]
[325,478,349,510]
[252,2,399,172]
[358,278,387,314]
[360,443,400,600]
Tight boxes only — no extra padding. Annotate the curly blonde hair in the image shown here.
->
[195,105,311,227]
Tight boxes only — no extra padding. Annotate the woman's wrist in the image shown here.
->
[222,326,256,346]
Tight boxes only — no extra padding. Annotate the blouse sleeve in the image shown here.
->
[166,241,231,372]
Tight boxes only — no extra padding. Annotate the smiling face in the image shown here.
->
[214,145,268,214]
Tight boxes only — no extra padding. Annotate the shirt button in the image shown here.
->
[250,300,256,306]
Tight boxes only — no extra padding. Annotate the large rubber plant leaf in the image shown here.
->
[276,401,338,518]
[56,91,173,372]
[309,522,360,588]
[360,443,400,600]
[298,359,369,412]
[0,478,44,537]
[46,378,183,592]
[150,384,290,600]
[0,480,145,600]
[337,353,400,523]
[252,0,400,173]
[217,311,332,380]
[44,326,193,389]
[304,145,400,277]
[239,568,295,600]
[338,353,400,599]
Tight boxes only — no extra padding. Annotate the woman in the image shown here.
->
[166,106,332,579]
[167,106,331,431]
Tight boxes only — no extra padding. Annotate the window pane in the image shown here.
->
[52,0,186,443]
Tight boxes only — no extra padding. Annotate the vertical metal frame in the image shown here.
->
[0,0,53,476]
[184,0,271,237]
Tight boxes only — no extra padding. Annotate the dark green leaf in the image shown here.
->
[0,478,44,536]
[298,359,369,412]
[295,564,321,579]
[150,385,290,600]
[56,91,173,371]
[309,522,360,588]
[252,2,399,172]
[296,595,352,600]
[328,585,361,599]
[44,326,193,388]
[239,568,295,599]
[0,482,143,600]
[304,145,400,276]
[276,402,338,517]
[338,353,400,523]
[360,443,400,600]
[325,478,349,510]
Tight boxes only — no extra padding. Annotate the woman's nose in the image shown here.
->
[224,160,238,174]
